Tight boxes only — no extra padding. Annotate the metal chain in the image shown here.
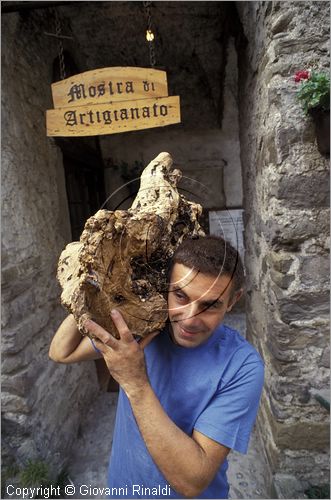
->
[54,8,66,80]
[143,1,156,68]
[149,39,156,68]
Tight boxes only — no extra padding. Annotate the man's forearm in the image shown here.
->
[127,383,223,498]
[49,314,101,363]
[49,315,81,361]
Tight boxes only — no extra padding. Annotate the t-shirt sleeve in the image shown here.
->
[194,352,264,454]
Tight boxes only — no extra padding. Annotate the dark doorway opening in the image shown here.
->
[63,153,105,241]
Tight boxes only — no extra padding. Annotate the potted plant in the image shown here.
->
[294,70,330,156]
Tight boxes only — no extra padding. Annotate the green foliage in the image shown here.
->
[19,459,50,487]
[297,72,330,114]
[305,484,330,499]
[2,459,68,499]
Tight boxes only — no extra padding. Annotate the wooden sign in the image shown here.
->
[51,67,168,108]
[46,96,181,137]
[46,67,181,136]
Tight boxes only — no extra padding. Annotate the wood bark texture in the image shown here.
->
[57,152,204,338]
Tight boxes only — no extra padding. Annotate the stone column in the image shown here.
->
[236,0,330,492]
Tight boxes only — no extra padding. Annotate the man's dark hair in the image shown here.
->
[170,235,244,295]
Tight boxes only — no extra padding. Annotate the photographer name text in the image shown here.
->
[7,483,172,498]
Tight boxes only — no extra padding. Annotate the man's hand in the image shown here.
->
[84,310,159,397]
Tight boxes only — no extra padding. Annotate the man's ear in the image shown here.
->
[226,288,244,312]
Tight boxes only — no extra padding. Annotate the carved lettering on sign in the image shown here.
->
[51,67,169,108]
[47,67,180,136]
[62,102,170,127]
[46,96,180,137]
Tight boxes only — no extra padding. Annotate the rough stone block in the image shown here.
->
[271,286,329,324]
[271,473,308,499]
[320,346,330,369]
[265,315,329,351]
[1,341,38,374]
[1,310,49,354]
[1,393,31,414]
[265,378,323,422]
[1,256,41,288]
[280,448,330,484]
[15,438,40,465]
[273,35,322,57]
[277,172,330,209]
[264,388,288,422]
[1,412,30,469]
[266,338,298,363]
[298,255,330,287]
[279,292,329,323]
[271,11,294,35]
[2,370,31,398]
[272,418,330,451]
[275,126,302,163]
[264,209,330,251]
[270,268,295,289]
[267,251,293,273]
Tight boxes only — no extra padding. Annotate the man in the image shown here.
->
[49,236,264,499]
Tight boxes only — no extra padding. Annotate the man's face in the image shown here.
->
[167,263,242,348]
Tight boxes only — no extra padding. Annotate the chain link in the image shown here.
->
[143,1,156,68]
[54,8,66,80]
[149,42,156,68]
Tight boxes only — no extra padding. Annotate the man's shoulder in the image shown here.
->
[218,323,264,366]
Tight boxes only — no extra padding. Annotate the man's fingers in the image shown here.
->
[90,337,107,355]
[85,313,159,352]
[111,309,135,343]
[84,319,118,349]
[139,331,160,349]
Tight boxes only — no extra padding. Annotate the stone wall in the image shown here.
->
[1,10,98,475]
[236,0,330,490]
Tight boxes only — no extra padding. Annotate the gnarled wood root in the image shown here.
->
[57,152,204,338]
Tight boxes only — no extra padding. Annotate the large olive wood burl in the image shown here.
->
[57,152,204,339]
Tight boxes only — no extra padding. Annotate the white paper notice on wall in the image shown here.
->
[209,209,245,261]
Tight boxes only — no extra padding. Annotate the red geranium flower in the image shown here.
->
[294,70,310,83]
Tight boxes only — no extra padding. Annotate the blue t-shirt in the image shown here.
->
[107,324,264,499]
